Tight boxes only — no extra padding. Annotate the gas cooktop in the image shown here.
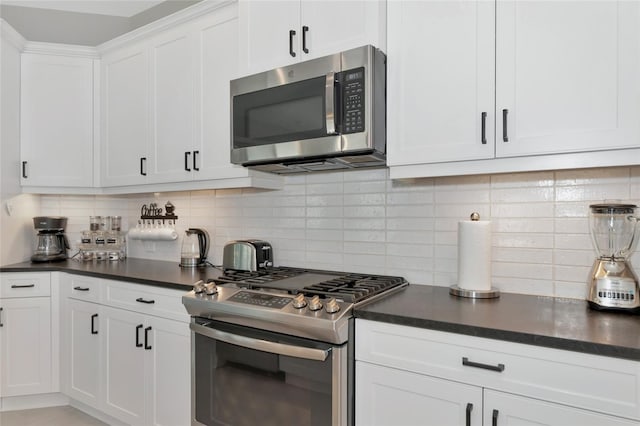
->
[182,266,408,344]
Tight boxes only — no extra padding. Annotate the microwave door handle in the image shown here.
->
[190,322,329,361]
[325,72,336,134]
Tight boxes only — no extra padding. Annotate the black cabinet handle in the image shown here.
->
[502,109,509,142]
[11,284,35,289]
[193,150,199,171]
[289,30,296,57]
[481,112,487,144]
[462,357,505,372]
[302,25,309,53]
[466,403,473,426]
[22,161,28,178]
[492,409,499,426]
[140,157,147,176]
[91,313,98,335]
[144,326,152,350]
[184,151,191,171]
[73,286,90,291]
[135,324,143,347]
[136,297,155,304]
[0,307,3,327]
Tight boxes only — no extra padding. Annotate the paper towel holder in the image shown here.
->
[450,212,500,299]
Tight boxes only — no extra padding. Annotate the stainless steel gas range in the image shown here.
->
[182,266,408,426]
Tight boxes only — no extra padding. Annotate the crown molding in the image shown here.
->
[97,0,235,54]
[22,41,99,58]
[0,19,26,50]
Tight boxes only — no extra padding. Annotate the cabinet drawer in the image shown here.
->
[0,272,51,297]
[65,275,102,303]
[104,279,189,322]
[356,319,640,421]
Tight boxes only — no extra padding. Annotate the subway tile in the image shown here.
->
[344,241,386,255]
[490,171,554,188]
[554,265,592,284]
[343,193,385,206]
[493,233,554,249]
[554,167,630,186]
[387,204,435,218]
[386,217,434,231]
[306,218,343,229]
[555,185,630,203]
[344,180,387,194]
[492,277,553,296]
[553,217,588,234]
[344,229,386,242]
[492,218,554,234]
[553,281,589,300]
[386,191,434,205]
[491,187,554,203]
[343,218,385,230]
[492,247,552,264]
[343,205,386,218]
[491,203,554,218]
[306,195,343,207]
[554,234,592,250]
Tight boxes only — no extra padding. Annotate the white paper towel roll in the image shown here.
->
[457,218,492,291]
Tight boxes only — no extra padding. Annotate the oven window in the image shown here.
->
[194,327,336,426]
[233,75,329,147]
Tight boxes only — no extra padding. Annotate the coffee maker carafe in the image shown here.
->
[587,204,640,312]
[31,216,70,262]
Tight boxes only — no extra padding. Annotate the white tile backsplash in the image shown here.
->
[38,166,640,299]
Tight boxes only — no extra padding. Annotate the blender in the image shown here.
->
[587,203,640,312]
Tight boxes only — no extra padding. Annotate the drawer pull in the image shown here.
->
[0,307,3,327]
[481,112,487,144]
[466,403,473,426]
[136,297,155,304]
[74,286,90,291]
[462,357,505,372]
[492,409,499,426]
[11,284,35,289]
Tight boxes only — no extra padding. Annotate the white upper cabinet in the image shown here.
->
[238,0,386,76]
[20,53,94,187]
[101,43,149,187]
[386,0,495,165]
[388,0,640,178]
[495,1,640,157]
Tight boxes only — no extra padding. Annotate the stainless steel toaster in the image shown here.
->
[222,240,273,271]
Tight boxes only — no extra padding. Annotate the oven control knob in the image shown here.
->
[193,280,205,294]
[292,293,307,309]
[324,298,340,314]
[204,281,218,296]
[308,295,323,311]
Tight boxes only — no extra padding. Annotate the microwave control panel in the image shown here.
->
[340,67,365,134]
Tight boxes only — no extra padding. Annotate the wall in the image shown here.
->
[38,166,640,299]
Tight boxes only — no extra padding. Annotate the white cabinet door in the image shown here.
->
[300,0,386,59]
[20,53,94,187]
[102,306,146,425]
[496,1,640,158]
[65,299,101,409]
[194,7,251,181]
[386,0,495,166]
[484,389,638,426]
[101,44,150,187]
[0,297,52,396]
[145,315,190,426]
[356,361,482,426]
[148,28,197,184]
[238,0,300,75]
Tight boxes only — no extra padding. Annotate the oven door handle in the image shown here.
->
[190,322,330,361]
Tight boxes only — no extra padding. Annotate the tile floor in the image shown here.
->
[0,405,108,426]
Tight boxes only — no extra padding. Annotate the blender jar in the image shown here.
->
[589,203,639,261]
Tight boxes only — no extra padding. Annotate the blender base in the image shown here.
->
[586,259,640,313]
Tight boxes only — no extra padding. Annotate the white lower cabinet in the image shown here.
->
[0,273,53,398]
[355,319,640,426]
[61,274,190,426]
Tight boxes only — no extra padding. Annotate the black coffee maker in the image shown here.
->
[31,216,70,262]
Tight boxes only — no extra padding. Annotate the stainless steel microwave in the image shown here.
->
[230,45,386,174]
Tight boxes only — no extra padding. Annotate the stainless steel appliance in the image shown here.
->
[587,203,640,312]
[230,45,386,174]
[31,216,70,262]
[222,239,273,271]
[182,267,408,426]
[180,228,210,268]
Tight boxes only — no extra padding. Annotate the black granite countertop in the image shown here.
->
[0,258,225,290]
[3,260,639,361]
[354,285,640,361]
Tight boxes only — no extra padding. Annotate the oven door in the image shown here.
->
[190,318,347,426]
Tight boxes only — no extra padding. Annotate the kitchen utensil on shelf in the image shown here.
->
[587,203,640,312]
[180,228,210,268]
